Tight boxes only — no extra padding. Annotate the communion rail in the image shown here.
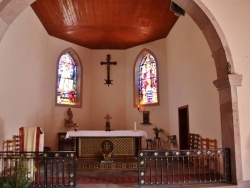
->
[0,151,76,187]
[138,148,231,187]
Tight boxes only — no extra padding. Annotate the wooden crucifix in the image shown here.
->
[100,54,117,86]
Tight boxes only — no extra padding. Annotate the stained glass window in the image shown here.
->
[57,53,77,105]
[138,53,158,105]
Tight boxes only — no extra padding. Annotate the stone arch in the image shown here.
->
[173,0,242,184]
[0,0,243,185]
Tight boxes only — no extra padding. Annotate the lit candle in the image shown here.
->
[134,122,137,130]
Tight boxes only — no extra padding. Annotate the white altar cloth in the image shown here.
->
[66,130,148,139]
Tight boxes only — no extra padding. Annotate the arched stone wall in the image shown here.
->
[173,0,243,184]
[0,0,243,185]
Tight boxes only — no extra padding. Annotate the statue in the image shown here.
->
[104,114,112,131]
[66,108,73,124]
[64,108,77,128]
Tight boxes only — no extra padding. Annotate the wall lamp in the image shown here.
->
[137,105,141,111]
[137,105,145,112]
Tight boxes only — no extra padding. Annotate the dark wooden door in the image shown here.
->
[178,105,189,150]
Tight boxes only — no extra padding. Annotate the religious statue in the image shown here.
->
[66,108,73,123]
[104,114,112,131]
[64,108,77,127]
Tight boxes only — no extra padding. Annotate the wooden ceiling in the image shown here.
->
[31,0,179,49]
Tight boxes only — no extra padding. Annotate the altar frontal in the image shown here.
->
[66,130,148,158]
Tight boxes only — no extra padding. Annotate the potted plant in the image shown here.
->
[165,135,177,144]
[153,126,163,138]
[0,159,33,188]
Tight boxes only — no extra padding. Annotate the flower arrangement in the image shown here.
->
[153,126,163,133]
[103,153,112,161]
[165,135,177,144]
[153,126,163,138]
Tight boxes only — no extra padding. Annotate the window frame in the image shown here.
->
[55,48,82,108]
[134,49,160,108]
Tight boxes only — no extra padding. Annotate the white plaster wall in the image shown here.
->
[0,6,49,148]
[45,37,92,149]
[124,13,221,150]
[166,14,221,148]
[125,39,170,148]
[0,7,93,150]
[202,0,250,181]
[89,50,126,131]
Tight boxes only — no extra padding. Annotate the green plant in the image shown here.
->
[153,126,163,134]
[0,160,33,188]
[153,126,163,138]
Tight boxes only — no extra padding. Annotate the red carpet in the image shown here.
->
[35,172,220,185]
[76,173,221,184]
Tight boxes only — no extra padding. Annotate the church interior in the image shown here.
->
[0,0,249,187]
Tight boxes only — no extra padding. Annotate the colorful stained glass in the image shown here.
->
[138,53,158,105]
[57,53,77,105]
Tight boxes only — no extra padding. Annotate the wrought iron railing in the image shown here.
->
[0,151,76,187]
[138,148,231,187]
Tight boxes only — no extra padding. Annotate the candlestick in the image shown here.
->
[134,122,137,130]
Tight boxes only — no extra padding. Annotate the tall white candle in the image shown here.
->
[134,122,137,130]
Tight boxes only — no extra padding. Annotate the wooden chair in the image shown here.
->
[189,133,200,150]
[189,133,200,167]
[2,139,15,176]
[206,138,218,172]
[189,133,200,149]
[3,140,11,153]
[195,137,218,171]
[206,138,217,149]
[13,135,20,153]
[200,137,207,150]
[194,137,208,168]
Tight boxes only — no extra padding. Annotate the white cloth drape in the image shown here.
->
[66,130,148,139]
[22,127,44,151]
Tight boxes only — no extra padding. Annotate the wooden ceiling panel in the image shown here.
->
[31,0,179,49]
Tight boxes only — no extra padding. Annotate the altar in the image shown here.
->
[66,130,148,158]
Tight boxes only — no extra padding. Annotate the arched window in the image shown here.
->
[56,48,82,107]
[134,49,159,107]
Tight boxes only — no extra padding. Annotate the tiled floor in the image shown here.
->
[75,169,237,188]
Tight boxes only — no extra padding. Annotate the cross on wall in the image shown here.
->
[100,54,117,86]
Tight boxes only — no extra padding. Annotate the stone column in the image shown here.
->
[213,74,242,184]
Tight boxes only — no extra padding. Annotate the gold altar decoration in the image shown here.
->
[77,158,138,170]
[101,140,114,161]
[78,137,136,158]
